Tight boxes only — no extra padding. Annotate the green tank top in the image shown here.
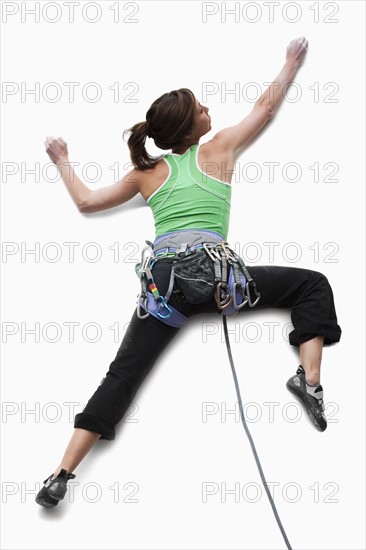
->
[146,143,231,239]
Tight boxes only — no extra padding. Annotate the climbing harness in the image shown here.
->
[134,234,292,550]
[135,237,261,325]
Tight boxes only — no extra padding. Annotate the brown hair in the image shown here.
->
[123,88,197,171]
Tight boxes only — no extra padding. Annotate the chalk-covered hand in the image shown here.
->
[45,136,69,165]
[286,36,308,66]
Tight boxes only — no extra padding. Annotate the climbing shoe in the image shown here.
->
[35,468,76,508]
[286,365,327,432]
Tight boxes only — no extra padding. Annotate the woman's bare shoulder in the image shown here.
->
[136,157,170,201]
[198,139,235,185]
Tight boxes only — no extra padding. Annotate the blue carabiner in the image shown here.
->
[156,296,172,319]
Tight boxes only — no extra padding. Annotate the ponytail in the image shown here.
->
[123,88,196,172]
[122,120,164,172]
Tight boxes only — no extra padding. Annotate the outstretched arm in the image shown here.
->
[45,137,140,213]
[257,36,308,115]
[212,36,309,154]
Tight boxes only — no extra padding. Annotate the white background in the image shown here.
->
[1,1,365,549]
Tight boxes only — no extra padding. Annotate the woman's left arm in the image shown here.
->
[211,37,308,154]
[45,136,140,213]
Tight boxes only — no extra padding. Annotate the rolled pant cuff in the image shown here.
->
[289,328,342,347]
[74,412,115,441]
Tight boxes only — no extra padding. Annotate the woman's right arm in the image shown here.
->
[211,36,309,153]
[45,136,140,213]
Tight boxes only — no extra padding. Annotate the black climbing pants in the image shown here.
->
[74,261,342,440]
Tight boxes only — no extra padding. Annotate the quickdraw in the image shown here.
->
[203,241,261,311]
[136,244,173,320]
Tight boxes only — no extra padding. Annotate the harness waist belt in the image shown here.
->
[153,229,224,256]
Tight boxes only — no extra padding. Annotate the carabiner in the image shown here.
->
[140,244,155,272]
[156,296,173,319]
[215,282,232,310]
[232,282,248,309]
[136,293,149,319]
[245,281,261,307]
[203,243,221,262]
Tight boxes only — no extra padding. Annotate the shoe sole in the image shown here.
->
[286,382,327,432]
[35,487,60,508]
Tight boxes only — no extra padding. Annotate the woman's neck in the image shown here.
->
[171,141,198,155]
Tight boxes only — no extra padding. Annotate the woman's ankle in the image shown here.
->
[51,467,71,480]
[304,371,321,386]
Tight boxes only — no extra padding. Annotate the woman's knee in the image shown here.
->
[310,269,328,280]
[303,270,336,307]
[309,269,331,290]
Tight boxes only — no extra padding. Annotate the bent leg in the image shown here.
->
[241,265,342,347]
[233,265,341,430]
[234,265,342,389]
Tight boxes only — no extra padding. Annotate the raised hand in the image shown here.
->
[286,36,309,66]
[44,136,69,165]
